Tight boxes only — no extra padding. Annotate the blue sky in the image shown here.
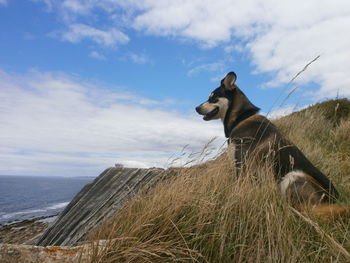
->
[1,0,349,176]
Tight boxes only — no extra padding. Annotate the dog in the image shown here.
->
[196,72,343,214]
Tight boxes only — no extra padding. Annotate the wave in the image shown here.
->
[46,202,69,210]
[0,209,47,220]
[0,201,69,222]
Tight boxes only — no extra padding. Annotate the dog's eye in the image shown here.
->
[208,97,218,103]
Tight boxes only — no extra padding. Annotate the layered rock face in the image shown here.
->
[36,167,174,246]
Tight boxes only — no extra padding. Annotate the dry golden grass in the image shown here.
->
[87,99,350,263]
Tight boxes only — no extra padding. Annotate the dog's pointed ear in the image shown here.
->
[222,72,237,89]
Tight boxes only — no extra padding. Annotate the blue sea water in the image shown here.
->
[0,175,94,225]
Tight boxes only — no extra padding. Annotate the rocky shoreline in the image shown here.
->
[0,167,173,262]
[0,215,57,245]
[0,215,92,263]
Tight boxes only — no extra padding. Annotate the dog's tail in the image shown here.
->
[307,204,350,221]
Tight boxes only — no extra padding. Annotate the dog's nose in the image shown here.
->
[195,105,202,114]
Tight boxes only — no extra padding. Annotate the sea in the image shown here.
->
[0,175,94,225]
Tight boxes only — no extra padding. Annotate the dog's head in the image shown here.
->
[195,72,237,121]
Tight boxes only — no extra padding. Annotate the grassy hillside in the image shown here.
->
[88,99,350,263]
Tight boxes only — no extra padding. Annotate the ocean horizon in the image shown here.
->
[0,175,94,225]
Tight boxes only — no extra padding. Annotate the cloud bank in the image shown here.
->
[0,69,223,176]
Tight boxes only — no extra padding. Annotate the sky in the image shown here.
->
[0,0,349,177]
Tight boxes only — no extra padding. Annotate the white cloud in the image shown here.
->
[61,23,129,47]
[0,69,224,176]
[188,62,225,77]
[89,51,106,60]
[39,0,350,100]
[128,53,151,64]
[61,0,91,14]
[134,0,350,99]
[266,104,303,120]
[224,44,244,54]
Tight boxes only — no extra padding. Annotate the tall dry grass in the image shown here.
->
[87,99,350,263]
[275,99,350,200]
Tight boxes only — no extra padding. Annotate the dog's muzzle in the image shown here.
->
[196,105,219,121]
[195,105,202,114]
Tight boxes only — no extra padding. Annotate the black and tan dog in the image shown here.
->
[196,72,344,215]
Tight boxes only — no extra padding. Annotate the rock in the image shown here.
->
[0,243,89,263]
[0,216,56,245]
[36,167,176,246]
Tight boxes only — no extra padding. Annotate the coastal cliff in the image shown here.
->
[36,167,177,246]
[0,167,177,262]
